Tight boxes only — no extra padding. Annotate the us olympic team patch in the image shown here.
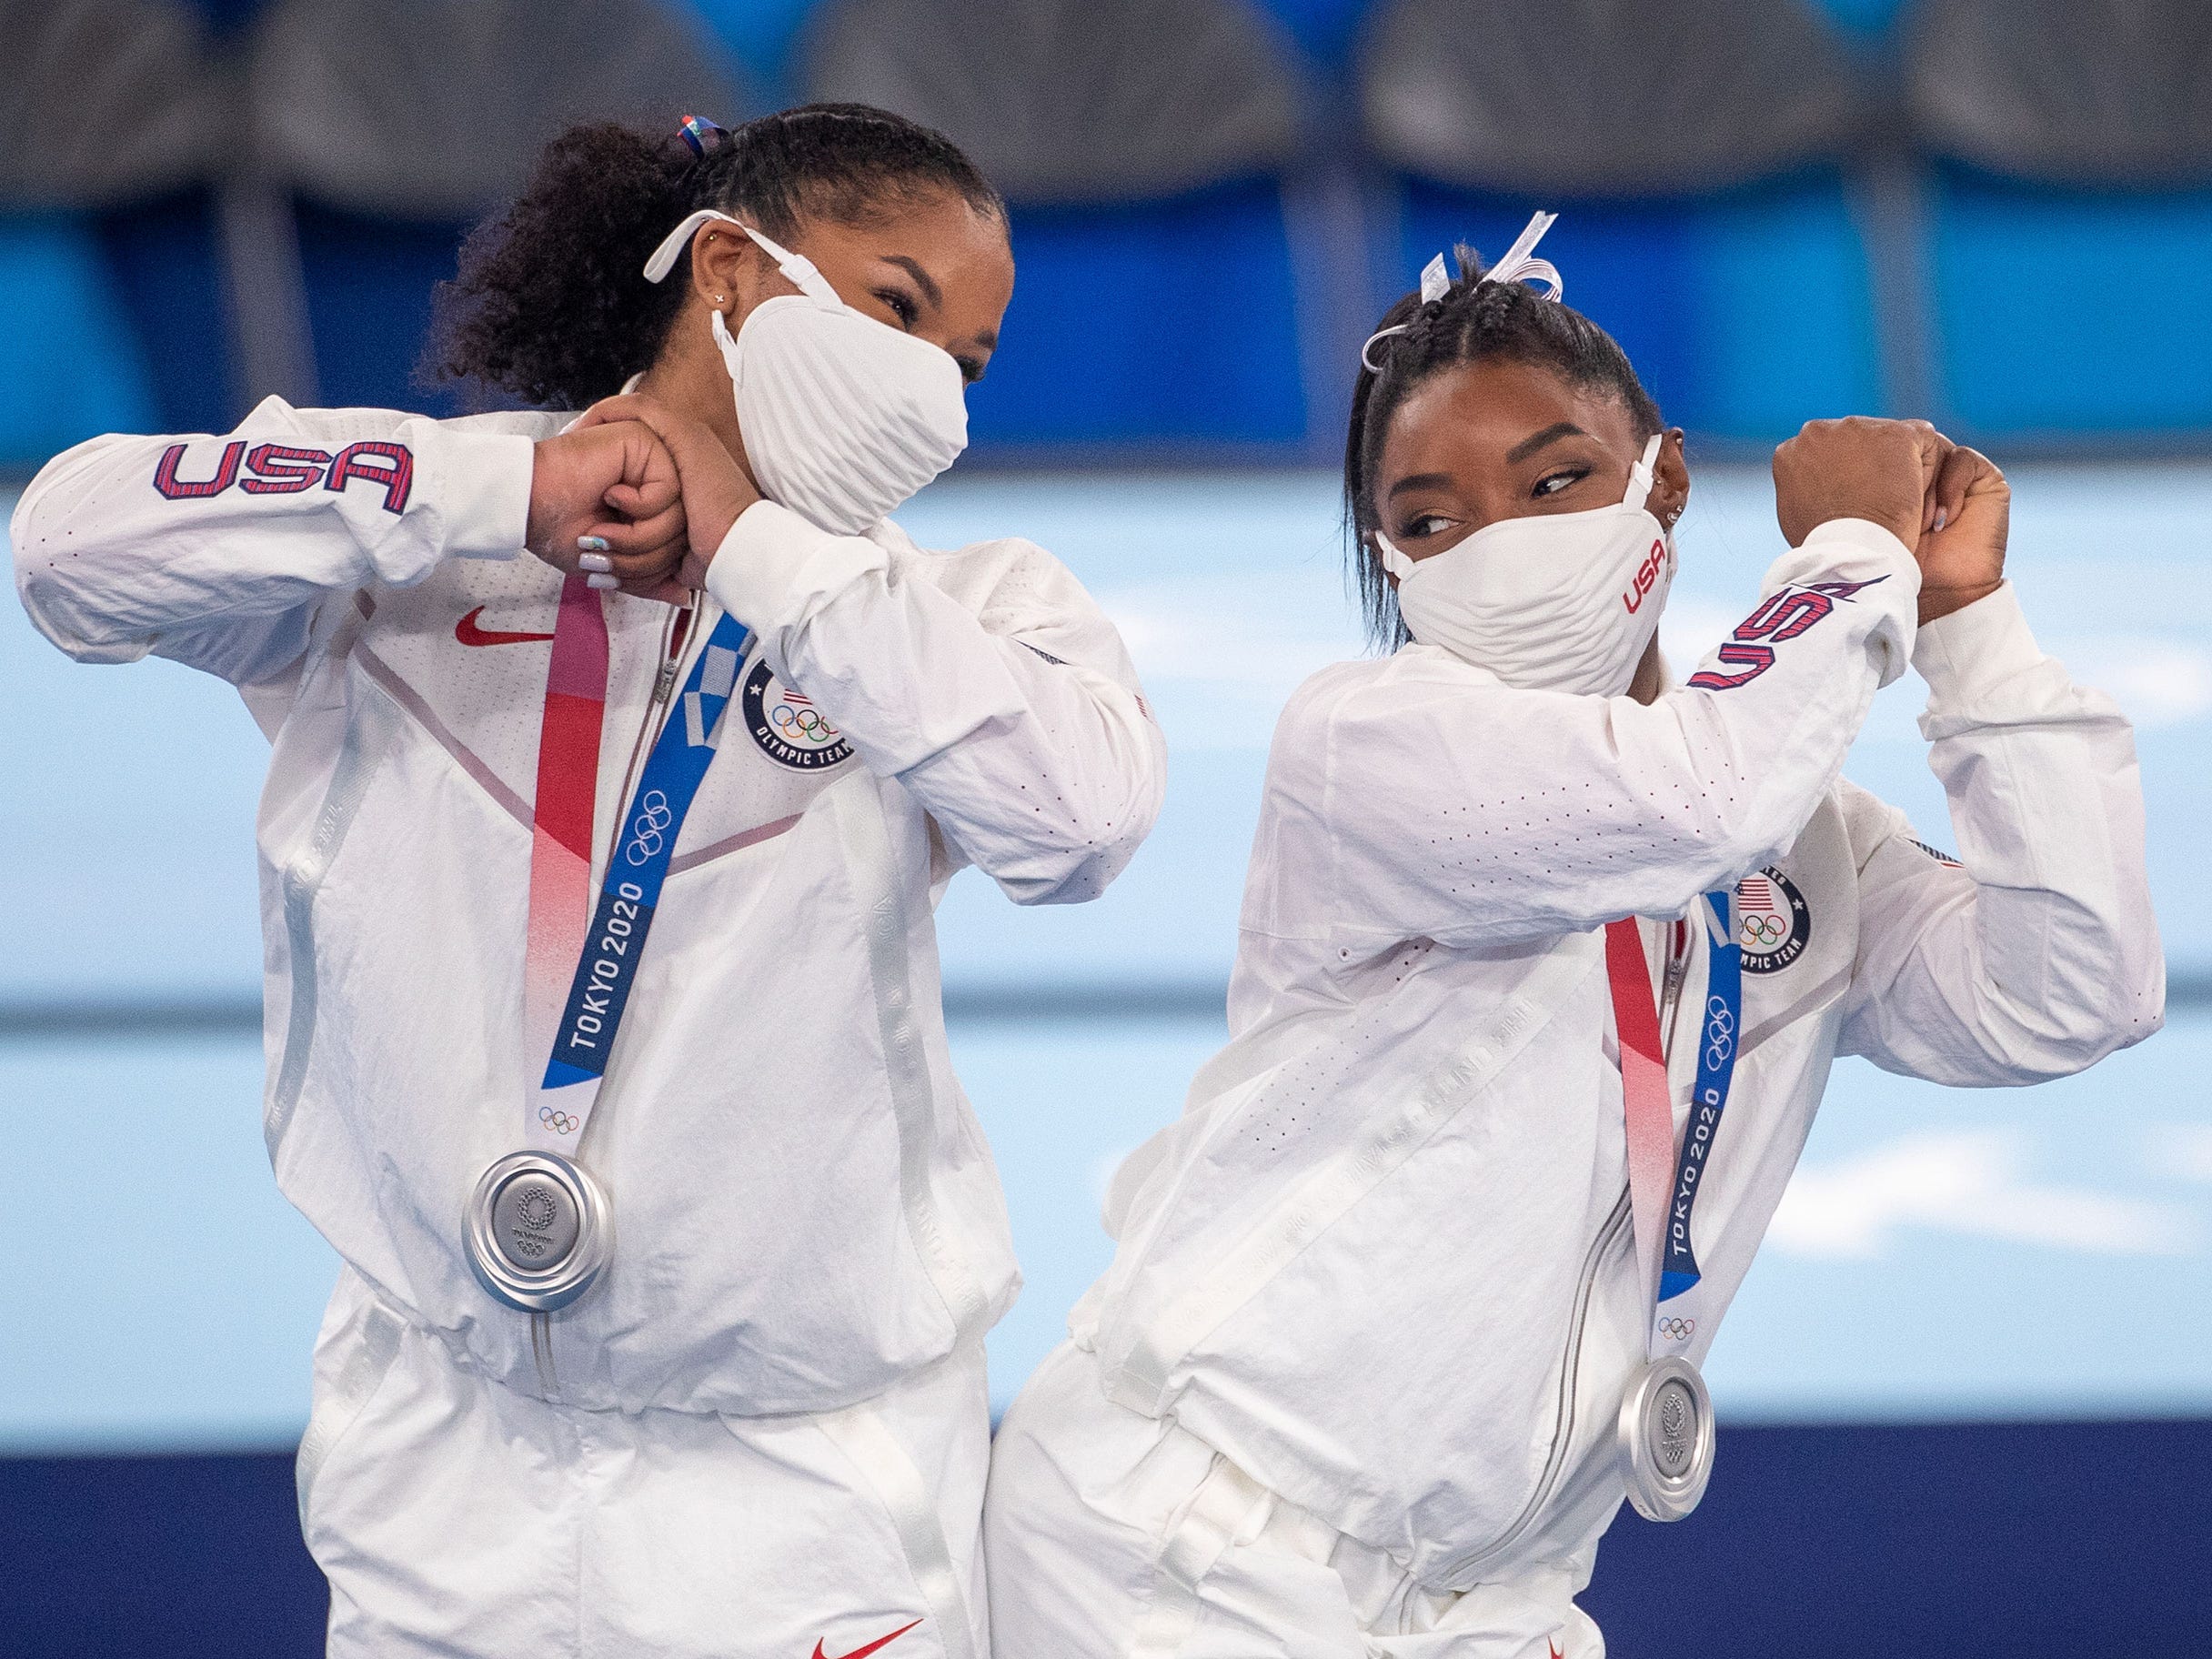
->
[1735,867,1811,974]
[741,660,852,770]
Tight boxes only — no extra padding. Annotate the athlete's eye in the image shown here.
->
[875,289,920,330]
[1533,467,1591,498]
[1400,512,1456,538]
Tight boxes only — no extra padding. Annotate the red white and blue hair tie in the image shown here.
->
[679,115,729,158]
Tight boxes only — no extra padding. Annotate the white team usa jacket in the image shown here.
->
[12,397,1166,1417]
[1073,519,2161,1592]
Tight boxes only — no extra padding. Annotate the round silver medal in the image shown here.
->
[464,1151,614,1312]
[1617,1355,1715,1522]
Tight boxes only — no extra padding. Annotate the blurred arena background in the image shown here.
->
[4,0,2211,1652]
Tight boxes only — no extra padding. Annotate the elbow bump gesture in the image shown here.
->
[527,398,763,607]
[1772,415,2009,625]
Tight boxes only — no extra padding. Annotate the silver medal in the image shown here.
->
[1617,1355,1715,1522]
[464,1150,614,1312]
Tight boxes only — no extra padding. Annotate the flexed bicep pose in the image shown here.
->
[15,107,1164,1659]
[983,219,2158,1659]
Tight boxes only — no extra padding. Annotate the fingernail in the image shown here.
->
[1933,509,1947,532]
[578,552,613,573]
[587,573,620,591]
[577,535,610,552]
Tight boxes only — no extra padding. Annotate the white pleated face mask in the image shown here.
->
[644,209,970,536]
[1374,432,1674,696]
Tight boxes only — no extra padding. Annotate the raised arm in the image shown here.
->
[1284,516,1921,950]
[582,389,1163,906]
[1836,586,2163,1082]
[706,500,1165,906]
[11,399,682,689]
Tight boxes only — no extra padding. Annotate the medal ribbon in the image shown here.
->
[522,594,752,1154]
[522,575,610,1133]
[1603,890,1744,1361]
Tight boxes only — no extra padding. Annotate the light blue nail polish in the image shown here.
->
[577,535,610,552]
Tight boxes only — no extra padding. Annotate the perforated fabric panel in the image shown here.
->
[247,0,749,216]
[0,0,232,207]
[1906,0,2212,185]
[1358,0,1865,196]
[802,0,1305,205]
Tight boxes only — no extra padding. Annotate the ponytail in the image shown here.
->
[429,105,1005,410]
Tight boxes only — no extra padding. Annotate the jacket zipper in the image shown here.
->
[602,600,693,872]
[1451,911,1693,1578]
[1657,916,1692,1046]
[1448,1184,1632,1577]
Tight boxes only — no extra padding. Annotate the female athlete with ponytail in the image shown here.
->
[983,218,2158,1658]
[15,106,1164,1658]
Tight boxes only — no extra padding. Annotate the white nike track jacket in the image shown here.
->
[985,518,2162,1659]
[14,398,1167,1659]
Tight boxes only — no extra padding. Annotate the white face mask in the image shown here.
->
[644,209,970,536]
[1373,433,1674,697]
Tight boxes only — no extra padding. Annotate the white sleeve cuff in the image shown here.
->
[703,499,887,631]
[433,430,533,560]
[1913,579,2043,706]
[1768,517,1923,591]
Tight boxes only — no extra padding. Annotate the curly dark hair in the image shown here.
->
[1343,246,1663,649]
[428,104,1007,410]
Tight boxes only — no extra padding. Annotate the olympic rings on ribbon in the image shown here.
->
[625,789,675,865]
[1656,1316,1695,1341]
[538,1106,578,1135]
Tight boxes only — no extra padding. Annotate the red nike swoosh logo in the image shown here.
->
[811,1618,921,1659]
[455,606,556,648]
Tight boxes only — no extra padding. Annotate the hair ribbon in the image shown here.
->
[1359,209,1565,373]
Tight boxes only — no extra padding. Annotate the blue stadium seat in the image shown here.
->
[967,180,1309,452]
[1929,174,2212,437]
[0,217,162,468]
[1393,175,1885,442]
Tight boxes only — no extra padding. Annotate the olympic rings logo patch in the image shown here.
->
[1742,913,1788,947]
[538,1105,578,1135]
[771,699,840,746]
[1656,1316,1695,1341]
[1734,866,1812,974]
[742,659,853,770]
[624,789,674,865]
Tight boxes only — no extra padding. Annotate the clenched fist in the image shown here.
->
[527,420,689,595]
[574,393,764,597]
[1772,417,1946,553]
[1773,417,2006,625]
[1913,442,2008,624]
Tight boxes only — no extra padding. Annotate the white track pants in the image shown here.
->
[297,1271,990,1659]
[985,1343,1601,1659]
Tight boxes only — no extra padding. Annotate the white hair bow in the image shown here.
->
[1360,210,1564,374]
